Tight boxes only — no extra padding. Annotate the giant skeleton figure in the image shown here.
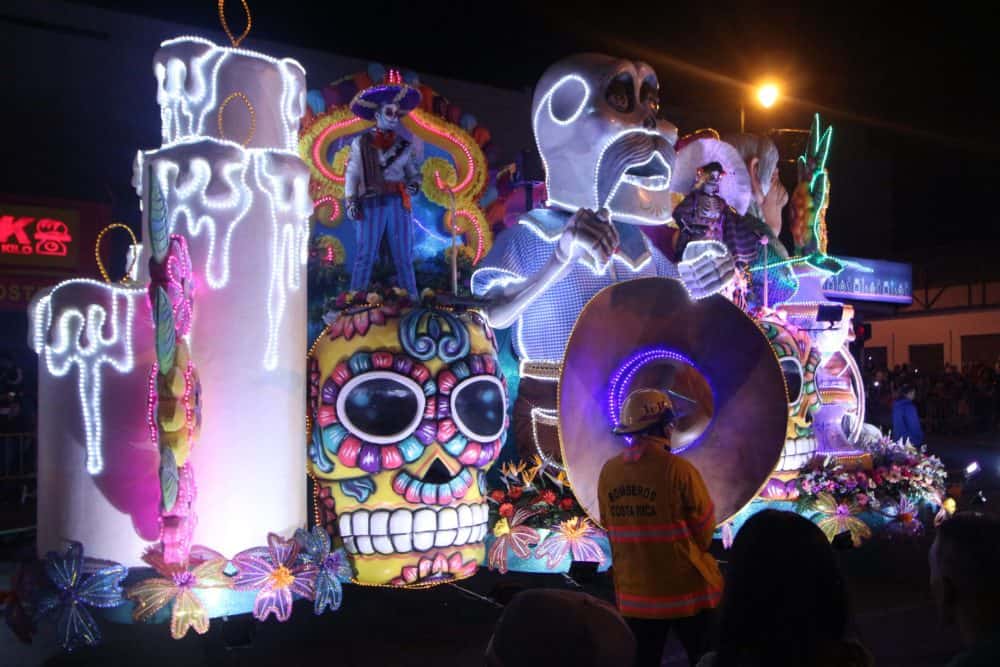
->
[345,70,422,297]
[472,54,735,463]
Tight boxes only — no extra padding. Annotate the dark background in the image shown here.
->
[5,0,1000,280]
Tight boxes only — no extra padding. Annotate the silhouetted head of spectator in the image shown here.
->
[486,589,635,667]
[930,512,1000,646]
[714,510,870,667]
[899,384,916,400]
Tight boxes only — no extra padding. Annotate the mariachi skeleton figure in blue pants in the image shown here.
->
[345,70,422,297]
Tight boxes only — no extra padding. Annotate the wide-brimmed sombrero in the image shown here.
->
[349,69,422,121]
[558,278,788,526]
[671,137,753,215]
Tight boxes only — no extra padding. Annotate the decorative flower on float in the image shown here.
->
[882,495,924,538]
[488,456,583,530]
[35,542,127,651]
[322,286,413,340]
[488,508,541,575]
[232,533,318,622]
[293,526,353,615]
[811,493,871,547]
[534,517,608,570]
[125,545,230,639]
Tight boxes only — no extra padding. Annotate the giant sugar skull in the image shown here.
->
[532,53,676,223]
[308,300,507,587]
[759,311,821,478]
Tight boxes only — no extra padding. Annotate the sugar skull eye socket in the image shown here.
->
[337,371,425,444]
[451,375,506,442]
[605,72,635,114]
[781,358,804,405]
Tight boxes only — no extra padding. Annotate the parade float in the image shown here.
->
[5,2,946,654]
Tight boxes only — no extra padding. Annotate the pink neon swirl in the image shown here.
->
[408,113,476,194]
[311,117,365,183]
[448,209,485,264]
[313,195,341,222]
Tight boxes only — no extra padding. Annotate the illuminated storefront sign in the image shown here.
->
[822,256,912,304]
[1,205,79,269]
[0,196,106,311]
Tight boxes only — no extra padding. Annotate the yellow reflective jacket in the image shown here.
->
[598,436,723,619]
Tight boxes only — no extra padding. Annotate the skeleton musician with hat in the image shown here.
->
[344,69,423,298]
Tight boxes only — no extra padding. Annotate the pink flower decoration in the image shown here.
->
[534,517,607,569]
[488,508,541,575]
[390,553,478,587]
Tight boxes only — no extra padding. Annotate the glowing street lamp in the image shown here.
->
[740,81,782,132]
[757,83,780,109]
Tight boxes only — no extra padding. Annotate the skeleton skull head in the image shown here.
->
[375,103,402,131]
[308,304,506,587]
[532,53,676,224]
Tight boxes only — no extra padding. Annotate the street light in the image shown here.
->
[740,81,781,132]
[757,83,780,109]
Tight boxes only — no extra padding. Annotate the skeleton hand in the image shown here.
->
[678,240,735,299]
[406,181,420,196]
[555,208,619,267]
[346,198,362,221]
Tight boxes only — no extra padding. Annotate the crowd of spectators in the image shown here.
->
[865,359,1000,437]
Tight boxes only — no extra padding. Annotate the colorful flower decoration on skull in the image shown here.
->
[308,303,507,587]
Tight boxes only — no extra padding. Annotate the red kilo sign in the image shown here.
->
[0,205,80,270]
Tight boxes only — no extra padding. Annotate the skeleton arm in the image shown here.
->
[478,209,619,329]
[403,143,422,195]
[345,137,364,219]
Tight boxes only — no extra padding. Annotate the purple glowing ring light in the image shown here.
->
[607,347,697,428]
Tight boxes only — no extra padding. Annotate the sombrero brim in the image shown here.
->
[558,278,788,527]
[349,84,421,120]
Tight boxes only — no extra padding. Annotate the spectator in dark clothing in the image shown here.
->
[892,384,924,444]
[486,589,636,667]
[931,512,1000,667]
[697,510,872,667]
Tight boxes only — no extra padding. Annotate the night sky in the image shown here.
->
[68,0,1000,281]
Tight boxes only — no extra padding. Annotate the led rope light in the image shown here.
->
[157,36,305,151]
[255,152,310,370]
[607,347,697,428]
[33,280,146,474]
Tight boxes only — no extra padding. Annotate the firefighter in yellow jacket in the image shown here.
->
[598,388,722,667]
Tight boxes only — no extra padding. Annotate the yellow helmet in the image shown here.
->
[613,388,674,434]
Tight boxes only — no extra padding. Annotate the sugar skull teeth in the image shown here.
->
[777,436,818,472]
[338,503,489,555]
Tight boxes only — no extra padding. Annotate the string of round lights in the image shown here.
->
[217,0,252,48]
[94,223,139,284]
[217,91,257,147]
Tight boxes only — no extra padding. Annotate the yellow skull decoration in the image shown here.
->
[308,302,507,587]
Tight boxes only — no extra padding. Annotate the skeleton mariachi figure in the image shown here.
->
[345,71,422,297]
[670,138,761,306]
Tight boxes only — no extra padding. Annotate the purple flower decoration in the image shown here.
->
[294,526,353,615]
[232,534,318,622]
[35,542,127,651]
